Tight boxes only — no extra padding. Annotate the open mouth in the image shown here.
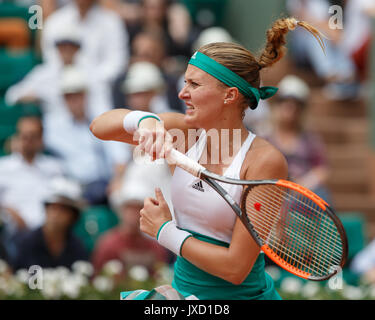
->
[185,103,194,111]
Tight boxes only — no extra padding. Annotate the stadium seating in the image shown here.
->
[73,205,120,254]
[181,0,228,27]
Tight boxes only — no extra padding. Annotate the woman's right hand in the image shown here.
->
[135,118,173,161]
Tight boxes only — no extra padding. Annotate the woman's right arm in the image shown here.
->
[90,109,135,144]
[89,109,192,147]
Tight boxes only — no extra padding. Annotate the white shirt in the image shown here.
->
[341,0,374,54]
[5,63,66,117]
[110,155,174,216]
[0,153,64,229]
[43,113,131,185]
[351,238,375,274]
[5,62,113,120]
[287,0,330,20]
[41,3,129,84]
[171,130,256,244]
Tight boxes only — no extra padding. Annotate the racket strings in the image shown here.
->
[254,184,341,248]
[261,190,343,275]
[244,185,344,277]
[248,198,341,276]
[249,208,342,264]
[255,189,343,273]
[248,207,341,275]
[265,185,334,228]
[251,187,343,254]
[248,214,335,275]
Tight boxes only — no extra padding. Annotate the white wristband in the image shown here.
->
[123,111,161,134]
[157,221,192,256]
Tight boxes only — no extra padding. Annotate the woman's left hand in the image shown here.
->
[140,188,172,238]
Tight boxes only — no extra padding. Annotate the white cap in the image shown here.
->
[122,62,165,95]
[44,177,85,212]
[277,75,310,102]
[118,180,152,206]
[193,27,234,52]
[60,66,87,94]
[110,156,171,210]
[54,23,82,47]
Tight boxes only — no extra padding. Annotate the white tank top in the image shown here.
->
[170,130,256,244]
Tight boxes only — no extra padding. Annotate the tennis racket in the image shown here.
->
[167,148,348,281]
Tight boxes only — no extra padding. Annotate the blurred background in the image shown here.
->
[0,0,374,300]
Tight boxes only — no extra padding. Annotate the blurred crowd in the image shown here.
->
[0,0,374,292]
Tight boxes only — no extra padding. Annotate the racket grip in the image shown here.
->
[168,149,205,177]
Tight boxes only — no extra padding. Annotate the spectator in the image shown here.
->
[0,116,65,262]
[5,23,109,119]
[101,0,143,42]
[121,61,172,113]
[351,238,375,283]
[341,0,375,81]
[113,30,184,112]
[92,162,170,276]
[0,116,64,231]
[5,22,80,114]
[120,0,199,59]
[39,0,71,19]
[266,75,332,203]
[43,66,131,205]
[11,177,89,271]
[41,0,129,85]
[287,0,360,100]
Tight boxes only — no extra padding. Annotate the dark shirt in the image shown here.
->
[11,226,89,271]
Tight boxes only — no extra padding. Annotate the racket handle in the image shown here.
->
[168,149,205,177]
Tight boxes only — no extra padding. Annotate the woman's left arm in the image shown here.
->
[140,142,288,285]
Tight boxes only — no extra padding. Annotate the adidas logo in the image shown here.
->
[192,180,204,192]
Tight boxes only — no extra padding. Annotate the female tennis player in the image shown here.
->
[90,17,324,300]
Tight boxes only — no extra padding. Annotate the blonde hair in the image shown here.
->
[198,17,325,110]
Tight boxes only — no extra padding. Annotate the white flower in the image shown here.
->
[72,261,94,277]
[128,265,149,282]
[0,260,8,274]
[0,277,8,293]
[265,266,281,282]
[42,269,62,299]
[280,277,303,295]
[368,284,375,299]
[92,276,114,292]
[74,273,89,287]
[341,285,365,300]
[301,282,320,299]
[15,269,30,284]
[7,278,25,298]
[42,282,61,299]
[61,276,81,299]
[103,260,123,276]
[54,266,70,281]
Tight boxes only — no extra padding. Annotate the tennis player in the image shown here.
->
[90,18,324,300]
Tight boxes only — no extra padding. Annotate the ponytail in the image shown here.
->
[258,18,325,69]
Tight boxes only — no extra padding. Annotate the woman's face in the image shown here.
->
[178,65,226,128]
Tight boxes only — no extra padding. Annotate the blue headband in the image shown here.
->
[188,51,278,109]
